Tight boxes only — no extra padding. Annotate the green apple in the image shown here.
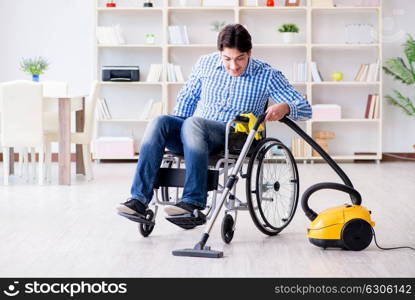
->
[331,72,344,81]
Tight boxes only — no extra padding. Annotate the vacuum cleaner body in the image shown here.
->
[307,204,375,251]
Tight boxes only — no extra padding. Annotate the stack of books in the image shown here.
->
[146,64,163,82]
[96,25,125,45]
[166,64,184,82]
[292,61,307,82]
[354,60,380,82]
[291,137,311,158]
[364,94,380,119]
[310,62,324,82]
[168,25,190,45]
[97,98,112,120]
[139,99,163,121]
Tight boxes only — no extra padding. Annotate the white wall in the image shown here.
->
[382,0,415,152]
[0,0,95,94]
[0,0,414,152]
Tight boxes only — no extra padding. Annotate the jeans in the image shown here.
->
[130,115,226,208]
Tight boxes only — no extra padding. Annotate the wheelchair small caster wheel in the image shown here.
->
[221,214,235,244]
[139,210,155,237]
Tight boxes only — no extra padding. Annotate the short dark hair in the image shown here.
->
[217,24,252,53]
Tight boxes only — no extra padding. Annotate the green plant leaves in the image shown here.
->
[404,34,415,66]
[383,34,415,117]
[19,56,49,76]
[278,24,299,33]
[383,57,414,85]
[385,90,415,116]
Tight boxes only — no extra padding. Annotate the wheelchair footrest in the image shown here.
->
[117,212,155,226]
[165,211,206,230]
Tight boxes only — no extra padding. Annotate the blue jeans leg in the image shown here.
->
[180,117,226,208]
[130,115,185,205]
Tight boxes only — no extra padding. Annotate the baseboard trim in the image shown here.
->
[1,152,414,162]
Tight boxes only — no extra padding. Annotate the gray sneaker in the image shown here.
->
[164,201,204,216]
[116,198,146,217]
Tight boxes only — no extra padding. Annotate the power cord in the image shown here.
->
[372,227,415,251]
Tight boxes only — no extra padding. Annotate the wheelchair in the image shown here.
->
[127,113,300,250]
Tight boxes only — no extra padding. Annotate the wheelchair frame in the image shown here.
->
[136,114,300,248]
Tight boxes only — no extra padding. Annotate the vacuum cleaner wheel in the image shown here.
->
[341,219,373,251]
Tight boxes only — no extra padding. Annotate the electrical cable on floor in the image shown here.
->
[372,228,415,251]
[383,153,415,161]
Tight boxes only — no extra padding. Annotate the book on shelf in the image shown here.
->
[139,99,154,121]
[166,64,184,82]
[146,64,163,82]
[96,24,125,45]
[354,60,380,82]
[291,137,311,158]
[168,25,190,45]
[146,102,163,120]
[138,100,164,121]
[310,62,323,82]
[174,65,185,82]
[97,98,112,120]
[292,61,307,82]
[364,94,380,119]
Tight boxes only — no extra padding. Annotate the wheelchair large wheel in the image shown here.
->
[246,138,299,236]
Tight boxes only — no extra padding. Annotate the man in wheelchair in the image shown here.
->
[116,24,312,228]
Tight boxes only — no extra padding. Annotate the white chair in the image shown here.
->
[42,81,69,132]
[0,80,46,185]
[45,81,99,182]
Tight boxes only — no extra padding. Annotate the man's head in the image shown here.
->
[217,24,252,77]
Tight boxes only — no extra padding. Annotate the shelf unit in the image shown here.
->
[94,0,382,161]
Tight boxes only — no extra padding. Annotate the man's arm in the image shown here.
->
[172,57,203,118]
[266,69,312,121]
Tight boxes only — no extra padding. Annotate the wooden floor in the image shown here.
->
[0,161,414,277]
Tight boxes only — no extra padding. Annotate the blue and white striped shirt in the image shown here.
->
[173,52,312,122]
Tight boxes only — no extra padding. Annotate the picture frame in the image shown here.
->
[285,0,301,6]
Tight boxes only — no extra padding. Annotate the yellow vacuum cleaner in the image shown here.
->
[279,117,376,251]
[302,182,376,251]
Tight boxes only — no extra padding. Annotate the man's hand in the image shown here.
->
[265,103,290,122]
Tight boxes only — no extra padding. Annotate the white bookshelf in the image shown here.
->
[94,0,382,161]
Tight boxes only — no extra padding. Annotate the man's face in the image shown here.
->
[221,47,251,77]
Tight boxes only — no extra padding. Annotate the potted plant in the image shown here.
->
[278,24,299,44]
[211,21,226,33]
[20,56,49,82]
[383,34,415,150]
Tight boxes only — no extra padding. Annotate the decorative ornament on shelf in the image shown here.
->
[331,72,344,81]
[266,0,275,7]
[20,56,49,82]
[285,0,301,6]
[210,21,226,33]
[106,0,116,7]
[143,0,153,7]
[145,33,155,45]
[278,24,299,44]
